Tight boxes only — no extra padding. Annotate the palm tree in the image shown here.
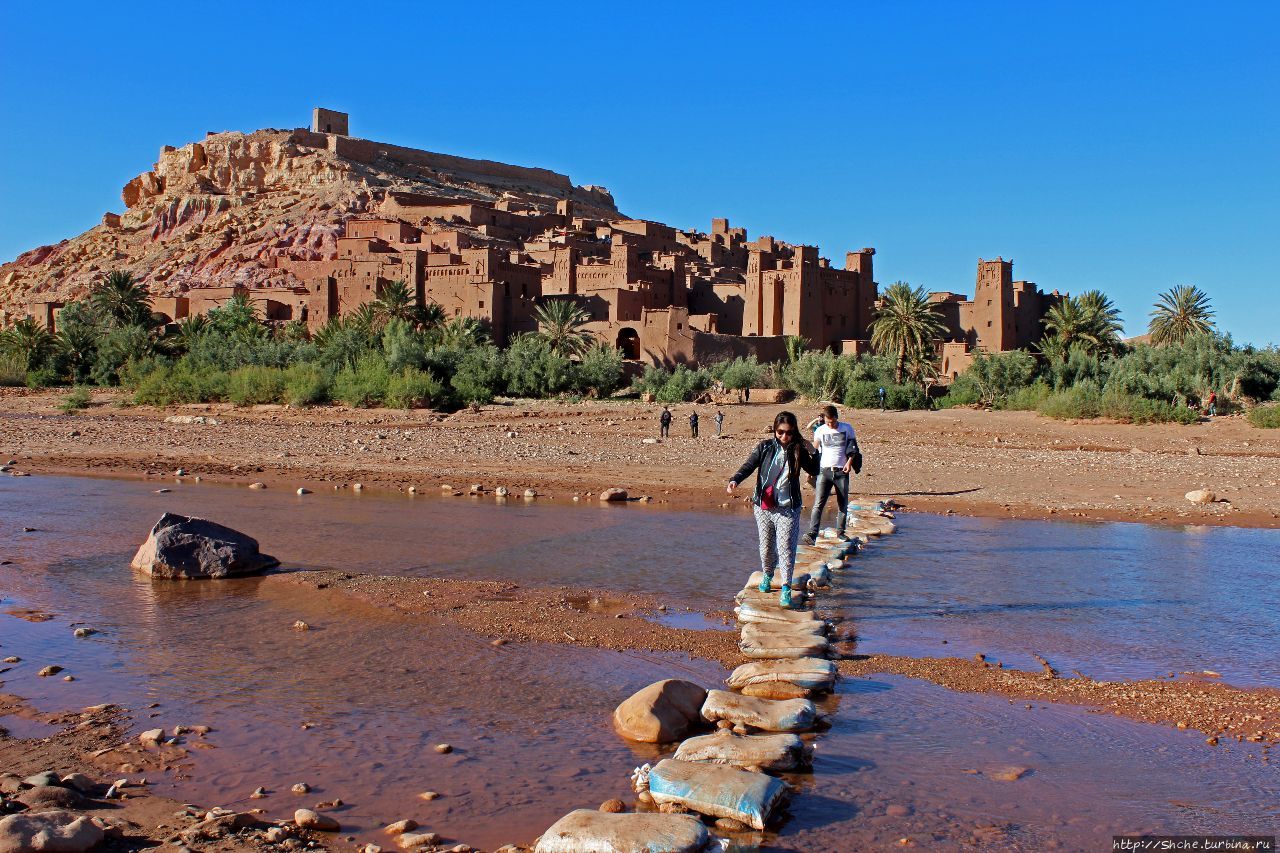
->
[1149,284,1215,345]
[1076,289,1123,353]
[0,318,58,372]
[1041,297,1101,361]
[57,322,99,383]
[432,316,489,349]
[370,280,423,330]
[90,271,152,327]
[533,298,593,357]
[870,282,946,384]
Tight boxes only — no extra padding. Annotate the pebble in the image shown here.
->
[495,486,509,497]
[384,819,417,835]
[63,674,75,681]
[353,483,364,491]
[291,782,310,794]
[37,665,64,676]
[294,808,339,831]
[139,728,164,745]
[249,482,266,490]
[73,627,96,638]
[599,799,625,813]
[154,488,171,494]
[398,831,441,849]
[265,826,290,842]
[433,743,452,754]
[523,489,537,498]
[297,487,311,495]
[293,621,310,631]
[417,791,439,801]
[2,656,19,663]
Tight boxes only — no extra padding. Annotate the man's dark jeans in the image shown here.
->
[808,467,849,537]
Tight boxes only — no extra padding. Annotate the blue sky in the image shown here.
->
[1,1,1276,345]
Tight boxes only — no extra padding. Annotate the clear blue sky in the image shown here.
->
[1,1,1276,345]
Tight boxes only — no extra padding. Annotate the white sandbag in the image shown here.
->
[735,600,820,626]
[739,631,829,660]
[700,689,817,732]
[646,759,788,832]
[726,658,837,692]
[742,571,811,593]
[674,730,812,772]
[741,620,827,641]
[534,809,710,853]
[734,585,810,607]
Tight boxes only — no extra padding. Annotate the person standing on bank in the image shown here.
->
[803,405,858,545]
[659,406,671,439]
[689,410,699,438]
[714,409,725,437]
[726,411,820,608]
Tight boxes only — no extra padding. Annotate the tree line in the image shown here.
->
[1,273,1277,427]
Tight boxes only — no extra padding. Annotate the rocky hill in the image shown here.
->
[0,126,620,316]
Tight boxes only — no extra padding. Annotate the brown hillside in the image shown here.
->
[0,126,620,316]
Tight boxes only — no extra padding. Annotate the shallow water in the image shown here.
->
[2,474,1279,848]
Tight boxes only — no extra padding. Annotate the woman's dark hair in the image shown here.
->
[773,410,804,471]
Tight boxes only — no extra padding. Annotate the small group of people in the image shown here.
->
[659,406,725,439]
[727,405,859,608]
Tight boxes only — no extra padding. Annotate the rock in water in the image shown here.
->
[1185,489,1216,504]
[612,679,706,743]
[294,809,339,831]
[599,488,628,502]
[0,810,105,852]
[131,512,279,579]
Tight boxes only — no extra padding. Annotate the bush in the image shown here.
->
[573,344,624,397]
[937,383,981,408]
[1038,386,1198,424]
[1247,405,1280,429]
[133,361,229,405]
[385,368,444,409]
[712,356,765,391]
[382,319,428,373]
[25,367,60,389]
[653,365,713,404]
[1037,386,1101,420]
[450,345,505,405]
[843,380,881,409]
[0,355,24,387]
[504,334,574,398]
[1002,381,1051,411]
[226,366,287,406]
[333,355,391,408]
[843,381,928,410]
[58,386,92,413]
[283,363,332,406]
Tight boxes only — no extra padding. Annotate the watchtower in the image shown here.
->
[311,108,349,136]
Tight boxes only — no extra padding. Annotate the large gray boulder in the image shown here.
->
[0,810,104,852]
[131,512,279,579]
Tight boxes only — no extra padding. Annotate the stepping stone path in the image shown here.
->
[535,501,901,848]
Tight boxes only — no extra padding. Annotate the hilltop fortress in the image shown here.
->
[2,109,1062,369]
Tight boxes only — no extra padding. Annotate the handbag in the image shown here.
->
[851,440,863,475]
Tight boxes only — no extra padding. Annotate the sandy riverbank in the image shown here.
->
[2,388,1278,528]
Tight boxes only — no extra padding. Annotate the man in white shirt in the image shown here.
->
[803,404,858,545]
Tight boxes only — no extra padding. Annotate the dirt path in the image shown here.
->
[2,388,1278,528]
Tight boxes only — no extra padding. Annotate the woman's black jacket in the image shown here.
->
[730,438,819,508]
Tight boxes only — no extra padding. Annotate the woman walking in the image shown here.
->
[726,411,819,608]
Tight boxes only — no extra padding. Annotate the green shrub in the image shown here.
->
[382,318,428,373]
[937,383,982,408]
[333,355,391,408]
[1038,386,1101,420]
[712,356,765,391]
[385,368,444,409]
[1247,405,1280,429]
[504,334,574,398]
[226,366,287,406]
[1001,381,1052,411]
[573,344,624,397]
[843,380,881,409]
[58,386,92,413]
[654,365,713,403]
[885,384,929,410]
[133,361,229,405]
[450,345,505,405]
[25,367,60,389]
[843,381,927,410]
[283,363,332,406]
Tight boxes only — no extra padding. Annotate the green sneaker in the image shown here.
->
[779,585,793,608]
[758,572,773,593]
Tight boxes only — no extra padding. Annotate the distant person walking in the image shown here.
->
[727,411,820,608]
[689,411,700,439]
[877,386,887,411]
[659,406,671,439]
[714,409,725,436]
[1208,390,1218,417]
[803,405,859,545]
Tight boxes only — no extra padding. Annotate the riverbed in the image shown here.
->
[2,474,1278,849]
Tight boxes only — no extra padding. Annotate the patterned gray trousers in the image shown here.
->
[753,504,803,586]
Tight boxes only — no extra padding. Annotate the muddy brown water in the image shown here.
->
[2,474,1279,849]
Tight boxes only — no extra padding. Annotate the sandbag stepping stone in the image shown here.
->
[803,563,832,587]
[739,630,830,660]
[727,658,837,693]
[701,689,817,733]
[740,571,810,593]
[734,587,811,609]
[613,679,707,743]
[534,809,710,853]
[734,599,821,626]
[647,758,787,831]
[674,730,812,772]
